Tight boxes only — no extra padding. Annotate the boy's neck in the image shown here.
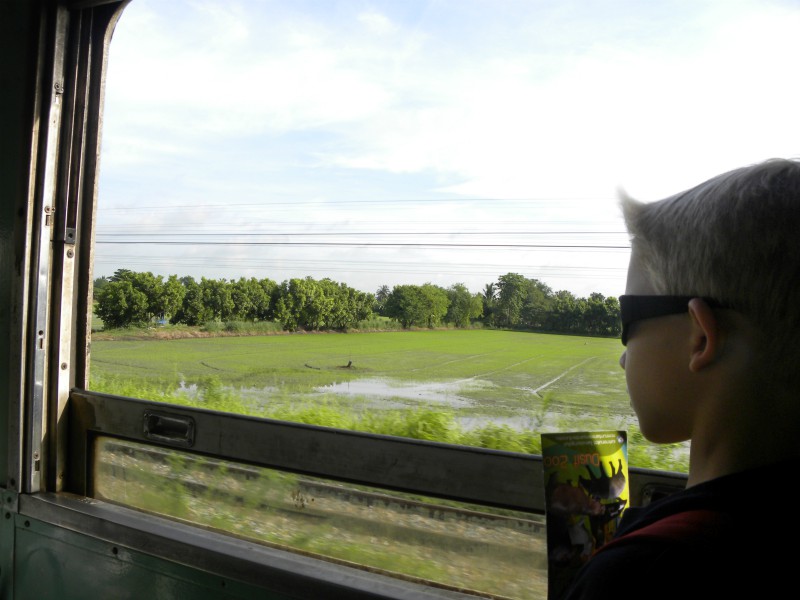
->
[686,386,800,487]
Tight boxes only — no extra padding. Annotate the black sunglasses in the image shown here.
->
[619,295,728,346]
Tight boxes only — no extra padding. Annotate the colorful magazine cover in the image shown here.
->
[541,431,629,600]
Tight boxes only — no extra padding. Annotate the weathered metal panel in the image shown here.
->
[1,490,19,599]
[21,493,475,599]
[0,0,41,497]
[14,515,287,600]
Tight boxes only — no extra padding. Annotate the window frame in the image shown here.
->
[17,1,689,597]
[68,389,546,510]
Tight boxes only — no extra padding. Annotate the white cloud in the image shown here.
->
[97,0,800,295]
[355,7,798,200]
[357,10,397,35]
[104,1,800,179]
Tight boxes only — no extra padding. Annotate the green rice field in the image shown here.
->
[89,328,687,470]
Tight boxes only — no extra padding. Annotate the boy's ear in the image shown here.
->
[687,298,720,372]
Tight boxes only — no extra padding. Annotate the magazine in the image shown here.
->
[541,431,629,600]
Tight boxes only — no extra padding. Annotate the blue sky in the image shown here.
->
[96,0,800,297]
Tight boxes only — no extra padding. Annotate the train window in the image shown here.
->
[90,0,800,472]
[69,386,556,597]
[92,1,636,465]
[93,436,546,598]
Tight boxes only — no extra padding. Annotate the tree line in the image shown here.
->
[94,269,621,337]
[94,269,372,331]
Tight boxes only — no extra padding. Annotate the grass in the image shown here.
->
[91,329,622,394]
[95,437,548,599]
[89,328,688,471]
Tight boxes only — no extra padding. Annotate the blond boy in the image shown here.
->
[563,158,800,599]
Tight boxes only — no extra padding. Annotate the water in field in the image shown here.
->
[154,372,635,434]
[313,376,637,433]
[317,377,494,407]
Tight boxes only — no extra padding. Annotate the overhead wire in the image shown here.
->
[93,202,630,289]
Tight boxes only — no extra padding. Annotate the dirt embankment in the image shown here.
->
[90,327,287,342]
[90,326,397,342]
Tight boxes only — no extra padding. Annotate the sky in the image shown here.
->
[95,0,800,298]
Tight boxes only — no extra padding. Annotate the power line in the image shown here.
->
[95,230,627,237]
[92,258,625,283]
[95,240,630,249]
[97,197,619,211]
[98,219,625,228]
[94,253,625,273]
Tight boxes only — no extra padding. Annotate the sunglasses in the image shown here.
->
[619,295,728,346]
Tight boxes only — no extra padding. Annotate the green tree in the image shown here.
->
[255,278,278,321]
[420,283,449,328]
[374,284,391,315]
[354,289,375,323]
[155,274,186,321]
[519,278,553,328]
[481,282,497,325]
[109,268,134,282]
[95,279,149,328]
[172,276,210,325]
[583,292,606,334]
[274,277,323,331]
[495,273,528,328]
[96,270,182,326]
[385,284,449,328]
[470,294,484,325]
[602,295,622,337]
[548,290,580,332]
[273,277,371,331]
[318,278,346,329]
[495,273,553,329]
[446,283,482,328]
[93,275,111,298]
[230,277,271,321]
[384,285,424,328]
[326,281,373,330]
[200,278,235,322]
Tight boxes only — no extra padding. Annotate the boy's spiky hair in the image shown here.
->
[621,158,800,379]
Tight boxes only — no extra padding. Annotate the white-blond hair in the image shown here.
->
[622,158,800,380]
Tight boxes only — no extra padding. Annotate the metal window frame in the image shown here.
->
[12,0,128,496]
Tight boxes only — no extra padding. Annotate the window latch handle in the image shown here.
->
[143,411,196,448]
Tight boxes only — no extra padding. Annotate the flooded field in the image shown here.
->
[90,328,687,469]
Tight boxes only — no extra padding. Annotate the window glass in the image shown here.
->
[92,0,800,472]
[94,437,547,599]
